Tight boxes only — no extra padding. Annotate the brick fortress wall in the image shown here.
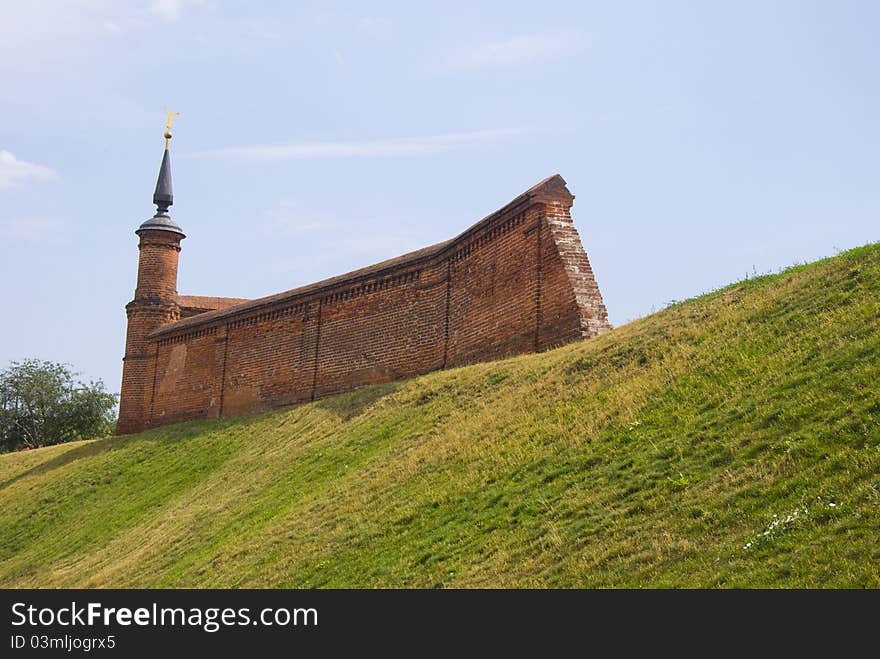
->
[119,175,610,432]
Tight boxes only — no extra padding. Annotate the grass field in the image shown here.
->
[1,243,878,588]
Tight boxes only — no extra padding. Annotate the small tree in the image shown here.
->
[0,359,117,452]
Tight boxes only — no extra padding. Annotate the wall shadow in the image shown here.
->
[312,382,400,422]
[0,438,127,492]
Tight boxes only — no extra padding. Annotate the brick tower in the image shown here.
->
[116,125,185,434]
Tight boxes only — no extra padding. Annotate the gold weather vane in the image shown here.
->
[163,109,180,149]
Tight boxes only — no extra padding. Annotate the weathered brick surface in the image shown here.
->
[117,229,183,434]
[178,295,250,319]
[117,175,611,433]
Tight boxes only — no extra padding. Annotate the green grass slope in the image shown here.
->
[1,244,879,588]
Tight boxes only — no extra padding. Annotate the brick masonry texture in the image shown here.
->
[117,174,611,433]
[178,295,252,319]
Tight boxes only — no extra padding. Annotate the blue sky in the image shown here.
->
[1,1,878,391]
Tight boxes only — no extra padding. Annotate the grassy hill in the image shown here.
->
[1,244,878,588]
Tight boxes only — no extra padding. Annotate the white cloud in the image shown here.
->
[0,150,57,188]
[0,1,204,53]
[440,30,586,72]
[0,2,138,47]
[187,129,525,161]
[0,1,205,80]
[150,0,206,23]
[271,230,424,277]
[150,0,183,22]
[355,16,391,35]
[264,200,334,237]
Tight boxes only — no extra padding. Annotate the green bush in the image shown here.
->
[0,359,117,452]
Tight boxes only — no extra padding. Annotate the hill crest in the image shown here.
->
[1,243,878,587]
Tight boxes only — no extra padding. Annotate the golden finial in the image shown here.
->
[163,109,180,149]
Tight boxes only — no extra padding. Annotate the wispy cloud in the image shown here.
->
[440,30,586,72]
[0,217,62,241]
[355,16,391,35]
[187,129,525,161]
[262,199,423,279]
[0,1,207,79]
[265,200,334,237]
[150,0,209,23]
[0,1,189,46]
[150,0,185,22]
[0,150,57,188]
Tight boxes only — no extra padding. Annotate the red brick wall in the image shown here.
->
[117,229,183,434]
[118,175,610,433]
[445,205,539,365]
[222,310,316,416]
[313,265,447,398]
[151,329,224,426]
[543,196,610,337]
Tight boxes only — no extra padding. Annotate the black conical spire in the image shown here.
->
[137,117,185,237]
[152,148,173,215]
